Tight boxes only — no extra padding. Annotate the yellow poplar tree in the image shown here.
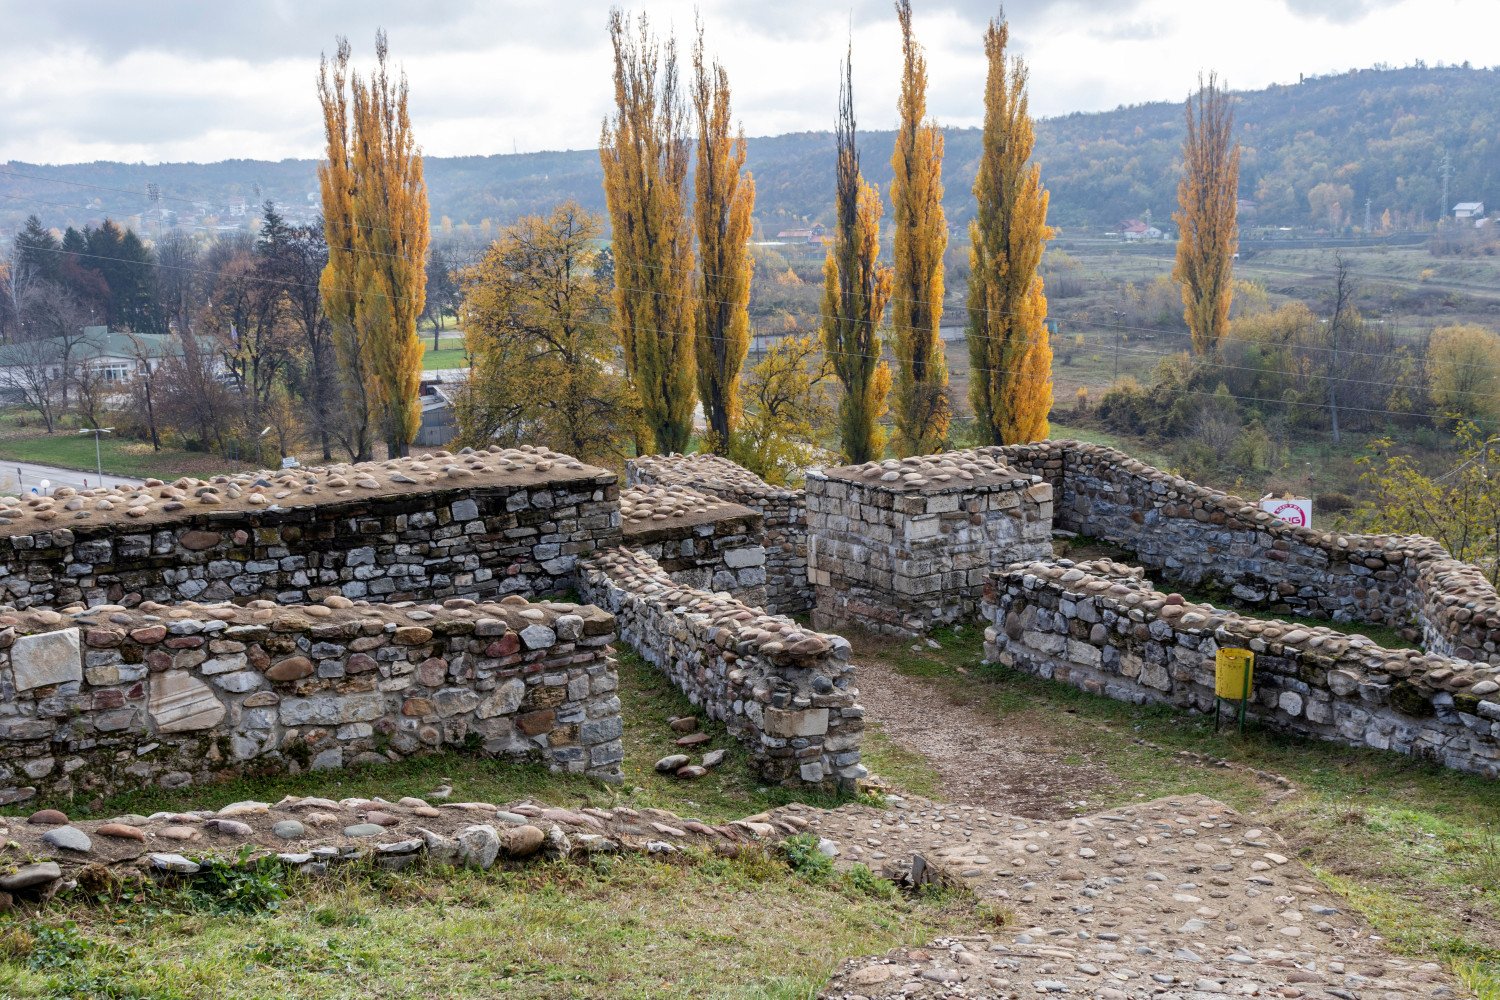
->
[890,0,949,456]
[317,38,374,461]
[1172,73,1239,357]
[821,50,893,465]
[318,31,429,459]
[691,22,755,455]
[600,10,696,454]
[966,14,1052,445]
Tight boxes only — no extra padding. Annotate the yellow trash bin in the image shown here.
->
[1214,648,1254,700]
[1214,648,1255,733]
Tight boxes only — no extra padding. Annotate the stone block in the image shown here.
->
[10,628,81,691]
[764,707,829,738]
[149,671,227,732]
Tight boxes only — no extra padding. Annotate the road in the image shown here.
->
[1,460,145,495]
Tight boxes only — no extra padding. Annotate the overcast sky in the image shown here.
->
[0,0,1494,164]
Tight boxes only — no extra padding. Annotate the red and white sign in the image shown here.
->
[1260,494,1312,528]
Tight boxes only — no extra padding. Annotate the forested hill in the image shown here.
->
[2,64,1496,237]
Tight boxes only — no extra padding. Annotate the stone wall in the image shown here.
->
[578,547,863,792]
[998,440,1500,665]
[0,594,624,805]
[627,454,812,615]
[804,450,1054,636]
[619,484,767,607]
[984,560,1500,778]
[0,447,620,611]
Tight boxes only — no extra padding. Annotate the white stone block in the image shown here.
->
[10,628,82,691]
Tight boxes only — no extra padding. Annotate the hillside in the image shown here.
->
[1,64,1497,237]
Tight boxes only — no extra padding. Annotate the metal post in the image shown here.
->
[94,431,103,483]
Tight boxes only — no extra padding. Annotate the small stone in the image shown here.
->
[675,765,708,780]
[655,754,690,773]
[96,823,147,842]
[458,824,501,869]
[204,818,254,837]
[27,809,68,826]
[42,826,92,853]
[498,824,546,858]
[150,853,200,875]
[701,749,726,769]
[343,823,385,838]
[668,716,699,734]
[0,862,61,892]
[272,820,306,840]
[675,732,711,748]
[157,826,201,842]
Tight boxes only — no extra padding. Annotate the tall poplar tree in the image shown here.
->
[1172,73,1239,357]
[318,32,428,460]
[691,22,755,455]
[601,9,696,454]
[353,32,428,457]
[966,13,1052,446]
[820,48,893,465]
[890,0,949,456]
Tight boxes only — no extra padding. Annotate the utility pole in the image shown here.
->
[1441,152,1452,220]
[77,427,113,484]
[1111,310,1124,383]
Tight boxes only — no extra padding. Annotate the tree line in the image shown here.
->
[0,5,1249,485]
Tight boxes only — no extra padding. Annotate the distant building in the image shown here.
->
[1120,219,1164,241]
[1453,201,1485,220]
[228,197,248,218]
[773,223,827,244]
[0,327,214,401]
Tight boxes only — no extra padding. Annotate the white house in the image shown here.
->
[1453,201,1485,220]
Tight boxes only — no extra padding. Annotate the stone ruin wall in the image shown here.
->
[627,454,812,616]
[578,546,863,793]
[619,484,768,607]
[984,560,1500,778]
[0,447,635,805]
[0,594,623,806]
[999,440,1500,665]
[0,446,620,612]
[804,450,1054,636]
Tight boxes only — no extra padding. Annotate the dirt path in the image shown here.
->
[853,651,1122,819]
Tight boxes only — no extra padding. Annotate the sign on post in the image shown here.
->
[1260,493,1312,528]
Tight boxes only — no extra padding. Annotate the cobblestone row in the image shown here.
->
[791,796,1460,999]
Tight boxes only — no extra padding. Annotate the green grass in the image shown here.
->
[420,346,468,371]
[0,434,253,483]
[0,850,972,999]
[0,650,966,999]
[865,624,1500,994]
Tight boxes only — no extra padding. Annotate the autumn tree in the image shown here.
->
[1172,73,1240,357]
[1354,423,1500,585]
[889,0,949,456]
[966,14,1052,445]
[318,32,429,460]
[821,49,893,464]
[1427,324,1500,425]
[691,21,754,454]
[731,334,835,485]
[456,203,634,464]
[601,9,696,454]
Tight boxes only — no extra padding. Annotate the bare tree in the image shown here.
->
[1325,253,1355,444]
[1,283,96,429]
